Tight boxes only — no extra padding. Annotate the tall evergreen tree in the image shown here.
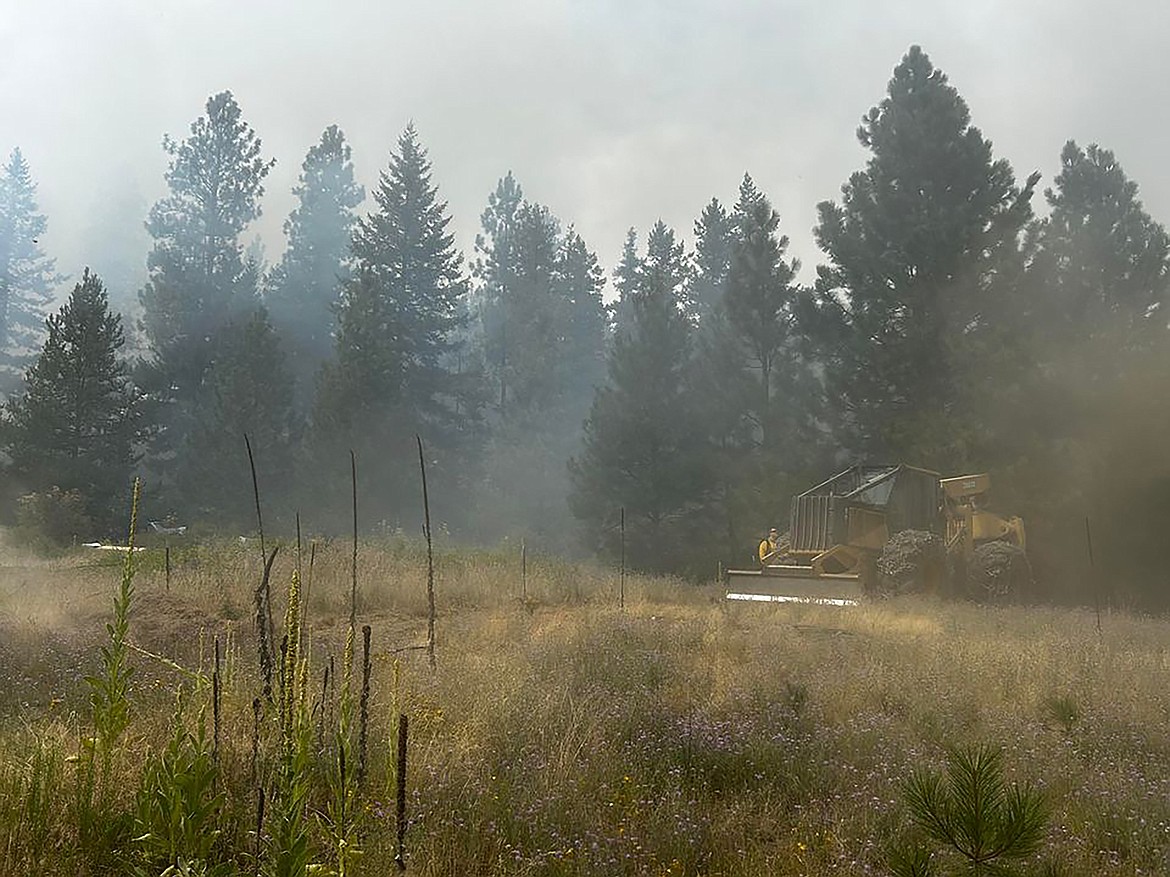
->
[1006,142,1170,605]
[469,176,609,548]
[553,227,608,403]
[644,220,694,318]
[806,45,1037,470]
[1031,141,1170,352]
[611,228,643,332]
[690,178,824,566]
[1,270,145,531]
[724,175,803,449]
[690,197,734,322]
[266,125,364,408]
[474,175,562,419]
[0,149,61,394]
[311,125,475,527]
[569,224,706,574]
[139,91,276,409]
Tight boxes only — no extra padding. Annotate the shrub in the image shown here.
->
[15,487,94,548]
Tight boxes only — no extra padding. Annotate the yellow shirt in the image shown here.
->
[759,539,775,563]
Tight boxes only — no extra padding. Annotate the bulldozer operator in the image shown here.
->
[758,528,781,565]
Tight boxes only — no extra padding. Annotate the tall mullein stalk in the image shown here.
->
[265,568,314,877]
[394,714,409,872]
[85,478,141,798]
[281,570,303,764]
[250,697,262,790]
[358,625,372,786]
[315,665,329,753]
[323,624,360,875]
[254,546,280,703]
[213,636,222,767]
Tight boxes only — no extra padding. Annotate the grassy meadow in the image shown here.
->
[0,527,1168,876]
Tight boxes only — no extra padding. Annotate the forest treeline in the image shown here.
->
[2,46,1169,607]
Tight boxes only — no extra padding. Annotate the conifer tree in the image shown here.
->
[690,197,734,322]
[474,176,562,419]
[312,125,475,527]
[724,175,803,449]
[569,224,706,573]
[1,270,144,530]
[470,176,608,548]
[266,125,364,408]
[611,228,643,332]
[807,46,1037,469]
[1032,141,1170,351]
[1007,142,1170,605]
[139,91,275,411]
[690,178,824,565]
[0,149,61,394]
[553,228,608,403]
[644,220,694,318]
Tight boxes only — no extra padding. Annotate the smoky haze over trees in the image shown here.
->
[0,149,61,396]
[4,46,1170,607]
[265,125,364,412]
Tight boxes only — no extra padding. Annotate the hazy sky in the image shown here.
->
[3,0,1169,299]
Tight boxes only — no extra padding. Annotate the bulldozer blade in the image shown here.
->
[725,567,863,605]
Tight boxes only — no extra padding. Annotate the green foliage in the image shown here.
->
[1041,694,1080,735]
[468,173,608,549]
[689,197,734,322]
[87,479,140,756]
[1005,140,1170,606]
[76,479,140,868]
[1030,140,1170,349]
[689,176,826,564]
[14,487,94,548]
[133,714,227,874]
[138,90,275,493]
[177,306,297,527]
[310,124,479,527]
[473,172,605,422]
[266,125,364,409]
[0,730,66,868]
[807,45,1037,471]
[893,744,1048,876]
[0,147,61,393]
[2,270,145,531]
[570,228,709,573]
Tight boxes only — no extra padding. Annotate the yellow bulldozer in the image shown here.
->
[726,464,1030,604]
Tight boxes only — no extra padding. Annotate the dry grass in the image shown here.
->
[1,533,1169,874]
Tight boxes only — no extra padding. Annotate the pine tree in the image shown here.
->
[725,175,803,448]
[469,176,609,548]
[473,175,562,419]
[690,197,734,322]
[266,125,364,408]
[177,307,296,527]
[644,220,694,318]
[1032,141,1170,351]
[807,45,1037,469]
[689,178,824,566]
[569,225,706,573]
[553,227,608,404]
[1,270,144,531]
[139,91,276,408]
[611,228,642,332]
[1007,142,1170,606]
[311,125,475,527]
[0,149,61,395]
